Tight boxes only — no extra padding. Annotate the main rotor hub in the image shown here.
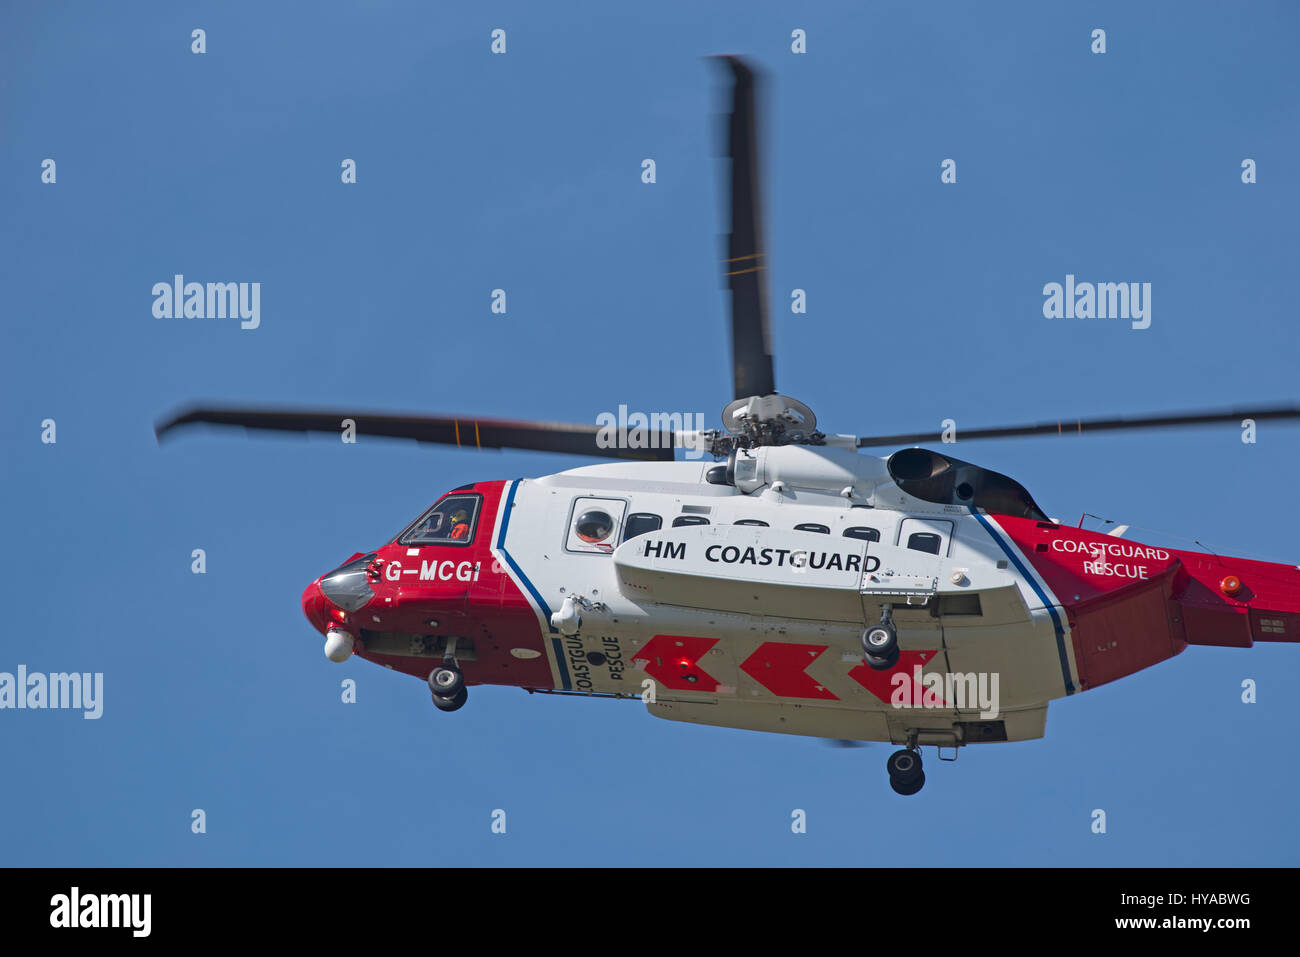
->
[695,394,824,456]
[722,394,817,435]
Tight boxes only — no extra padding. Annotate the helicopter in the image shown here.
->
[156,57,1300,795]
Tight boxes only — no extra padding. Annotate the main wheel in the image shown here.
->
[861,624,897,658]
[432,687,468,712]
[864,646,899,671]
[428,665,465,697]
[889,770,925,796]
[886,748,923,785]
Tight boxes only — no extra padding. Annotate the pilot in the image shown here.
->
[449,508,471,540]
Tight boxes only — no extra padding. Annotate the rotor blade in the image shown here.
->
[855,405,1300,448]
[719,55,776,400]
[155,406,676,461]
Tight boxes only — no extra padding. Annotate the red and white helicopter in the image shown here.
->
[157,58,1300,794]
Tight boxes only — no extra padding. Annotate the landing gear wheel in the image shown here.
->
[432,687,468,712]
[886,748,923,785]
[890,770,925,796]
[428,665,464,697]
[864,646,899,671]
[861,623,897,658]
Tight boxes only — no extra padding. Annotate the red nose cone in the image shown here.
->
[302,580,328,633]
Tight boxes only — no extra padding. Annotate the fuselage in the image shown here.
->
[301,446,1300,746]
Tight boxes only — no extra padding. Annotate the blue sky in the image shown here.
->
[3,0,1299,866]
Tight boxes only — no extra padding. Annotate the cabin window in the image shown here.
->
[399,494,482,547]
[672,515,710,527]
[734,519,769,527]
[794,523,830,534]
[575,510,615,543]
[843,526,881,542]
[623,512,663,542]
[565,496,628,554]
[907,532,943,555]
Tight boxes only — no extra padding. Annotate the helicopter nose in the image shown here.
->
[304,578,359,662]
[301,580,328,632]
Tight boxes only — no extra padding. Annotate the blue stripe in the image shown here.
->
[970,509,1075,696]
[496,480,570,691]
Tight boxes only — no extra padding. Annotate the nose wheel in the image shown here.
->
[428,665,465,698]
[428,642,468,712]
[886,747,925,795]
[431,686,468,712]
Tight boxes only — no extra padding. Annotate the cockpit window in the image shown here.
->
[399,493,482,546]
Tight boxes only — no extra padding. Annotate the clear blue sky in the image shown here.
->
[3,0,1299,866]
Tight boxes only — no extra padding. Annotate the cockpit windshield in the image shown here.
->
[398,493,482,546]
